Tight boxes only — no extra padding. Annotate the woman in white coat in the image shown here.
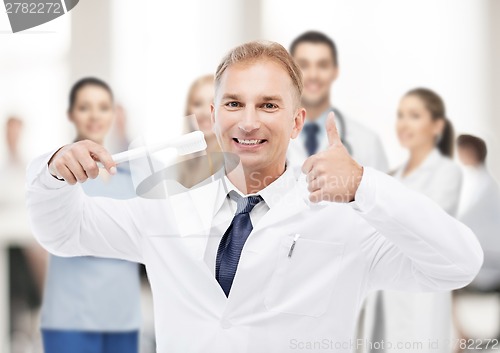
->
[380,88,462,353]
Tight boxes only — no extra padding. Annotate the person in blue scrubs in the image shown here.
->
[41,77,141,353]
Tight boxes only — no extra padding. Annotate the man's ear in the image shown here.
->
[211,103,216,123]
[331,65,339,83]
[290,107,306,139]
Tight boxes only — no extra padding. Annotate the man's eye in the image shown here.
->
[263,103,278,110]
[225,102,241,108]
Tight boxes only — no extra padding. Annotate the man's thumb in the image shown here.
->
[326,111,341,146]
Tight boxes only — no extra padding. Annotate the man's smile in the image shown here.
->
[232,138,267,145]
[232,137,268,149]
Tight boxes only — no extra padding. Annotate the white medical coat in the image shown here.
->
[26,151,481,353]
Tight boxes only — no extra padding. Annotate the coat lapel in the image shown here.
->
[168,177,221,261]
[250,181,310,239]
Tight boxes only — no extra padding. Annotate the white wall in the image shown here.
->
[1,0,497,175]
[488,0,500,180]
[110,0,263,144]
[0,10,71,163]
[261,0,494,171]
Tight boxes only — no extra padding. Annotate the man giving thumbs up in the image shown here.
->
[302,111,364,203]
[26,40,482,353]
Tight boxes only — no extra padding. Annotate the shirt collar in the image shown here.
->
[212,165,296,216]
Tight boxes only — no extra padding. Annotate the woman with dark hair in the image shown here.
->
[376,88,463,353]
[40,78,141,353]
[392,87,461,214]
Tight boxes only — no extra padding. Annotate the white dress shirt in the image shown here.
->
[204,169,289,276]
[26,150,482,353]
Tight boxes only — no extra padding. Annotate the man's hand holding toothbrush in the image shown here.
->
[48,140,117,184]
[47,131,207,184]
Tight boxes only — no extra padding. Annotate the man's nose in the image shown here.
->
[307,67,320,81]
[238,107,260,133]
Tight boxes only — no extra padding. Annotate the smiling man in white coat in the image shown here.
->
[26,41,482,353]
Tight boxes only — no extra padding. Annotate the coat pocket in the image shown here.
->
[264,235,345,317]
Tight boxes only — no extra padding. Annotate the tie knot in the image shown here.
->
[303,123,320,137]
[235,195,263,215]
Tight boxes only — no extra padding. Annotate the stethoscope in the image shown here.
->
[330,107,353,154]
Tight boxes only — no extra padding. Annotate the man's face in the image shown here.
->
[458,146,480,167]
[6,119,22,152]
[211,59,305,176]
[293,42,338,108]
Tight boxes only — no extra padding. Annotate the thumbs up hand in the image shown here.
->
[301,112,364,203]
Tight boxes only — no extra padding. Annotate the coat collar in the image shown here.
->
[395,148,443,180]
[170,163,310,259]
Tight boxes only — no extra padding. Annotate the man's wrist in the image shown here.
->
[47,145,67,180]
[349,165,364,203]
[350,166,377,212]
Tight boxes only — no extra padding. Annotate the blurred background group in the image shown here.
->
[1,0,500,352]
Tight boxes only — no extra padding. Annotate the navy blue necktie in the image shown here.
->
[303,123,320,156]
[216,195,263,297]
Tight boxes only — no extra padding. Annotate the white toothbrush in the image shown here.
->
[98,130,207,167]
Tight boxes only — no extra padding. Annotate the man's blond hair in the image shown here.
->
[215,41,303,106]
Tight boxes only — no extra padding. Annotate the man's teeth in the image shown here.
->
[236,138,264,145]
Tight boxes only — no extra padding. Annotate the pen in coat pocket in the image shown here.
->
[288,233,301,258]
